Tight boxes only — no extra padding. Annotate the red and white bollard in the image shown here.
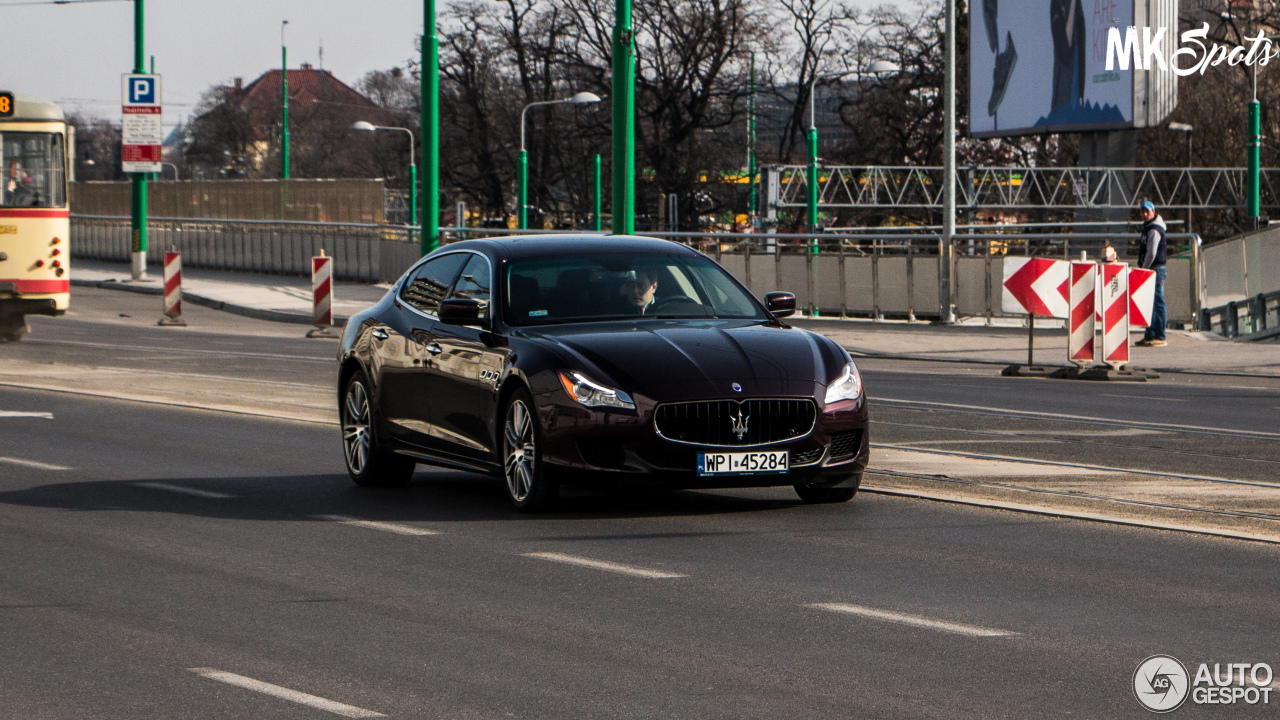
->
[157,250,187,327]
[306,250,341,338]
[1100,262,1130,370]
[1128,267,1157,329]
[1067,261,1095,366]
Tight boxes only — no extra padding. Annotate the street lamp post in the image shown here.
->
[941,0,957,324]
[806,61,900,241]
[160,162,179,180]
[1168,122,1193,233]
[281,20,289,180]
[519,92,601,229]
[130,0,147,279]
[611,0,636,235]
[351,122,417,228]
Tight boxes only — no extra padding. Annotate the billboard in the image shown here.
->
[970,0,1175,138]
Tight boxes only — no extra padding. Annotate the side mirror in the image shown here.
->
[765,292,796,319]
[439,298,484,325]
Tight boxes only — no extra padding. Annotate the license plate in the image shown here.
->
[697,450,789,476]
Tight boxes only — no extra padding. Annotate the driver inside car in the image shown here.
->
[618,266,659,315]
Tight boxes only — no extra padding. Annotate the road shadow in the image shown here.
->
[0,467,833,526]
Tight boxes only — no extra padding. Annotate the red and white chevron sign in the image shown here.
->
[1100,263,1130,368]
[1128,267,1156,328]
[1068,262,1096,366]
[1001,257,1069,318]
[312,254,333,328]
[162,251,182,318]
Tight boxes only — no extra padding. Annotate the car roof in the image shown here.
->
[437,234,700,262]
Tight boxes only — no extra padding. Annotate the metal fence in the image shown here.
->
[70,216,1207,324]
[765,165,1280,212]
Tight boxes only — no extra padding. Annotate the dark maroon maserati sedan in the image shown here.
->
[336,235,868,511]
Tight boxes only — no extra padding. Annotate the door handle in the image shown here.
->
[426,343,443,355]
[371,328,389,341]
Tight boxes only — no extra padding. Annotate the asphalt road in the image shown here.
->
[2,288,1279,718]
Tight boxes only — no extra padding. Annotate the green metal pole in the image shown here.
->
[748,52,757,223]
[421,25,440,254]
[594,153,602,232]
[518,150,528,229]
[1249,100,1261,223]
[408,162,418,227]
[807,126,818,252]
[611,0,635,235]
[281,43,289,179]
[130,0,147,280]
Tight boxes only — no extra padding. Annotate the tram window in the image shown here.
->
[1,132,66,208]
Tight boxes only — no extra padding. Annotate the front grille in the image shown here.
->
[829,430,863,462]
[654,399,817,448]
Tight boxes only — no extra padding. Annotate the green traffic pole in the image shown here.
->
[1248,100,1261,223]
[807,126,818,252]
[281,38,289,179]
[518,150,528,229]
[611,0,635,235]
[748,52,757,224]
[421,24,440,254]
[130,0,147,280]
[593,153,602,232]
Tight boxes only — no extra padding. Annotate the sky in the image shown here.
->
[2,0,428,129]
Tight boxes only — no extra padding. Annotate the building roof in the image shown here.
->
[229,64,383,130]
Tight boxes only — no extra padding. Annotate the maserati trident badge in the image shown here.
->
[730,406,750,441]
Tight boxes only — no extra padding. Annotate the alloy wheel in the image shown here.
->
[504,399,537,502]
[343,380,372,475]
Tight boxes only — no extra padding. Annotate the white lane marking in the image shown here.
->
[871,444,1280,490]
[0,411,53,419]
[1101,393,1187,402]
[312,515,439,536]
[187,668,383,718]
[523,551,686,579]
[806,603,1018,638]
[873,397,1280,440]
[136,482,235,499]
[0,456,73,471]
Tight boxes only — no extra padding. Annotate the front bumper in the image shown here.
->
[539,393,869,489]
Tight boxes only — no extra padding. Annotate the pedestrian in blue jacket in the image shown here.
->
[1135,200,1168,347]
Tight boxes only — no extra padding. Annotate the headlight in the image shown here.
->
[558,371,635,410]
[823,361,863,405]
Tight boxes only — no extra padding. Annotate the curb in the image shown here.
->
[72,278,355,326]
[844,346,1280,380]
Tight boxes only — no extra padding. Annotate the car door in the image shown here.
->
[422,253,504,464]
[378,252,468,449]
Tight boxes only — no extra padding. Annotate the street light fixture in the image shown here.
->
[519,91,601,229]
[160,161,179,180]
[1168,122,1194,233]
[806,62,899,239]
[351,121,418,228]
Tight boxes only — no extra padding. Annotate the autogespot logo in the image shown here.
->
[1134,655,1189,713]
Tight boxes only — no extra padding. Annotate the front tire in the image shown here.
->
[501,389,557,512]
[341,371,415,487]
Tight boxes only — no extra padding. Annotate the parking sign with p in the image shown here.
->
[121,74,161,107]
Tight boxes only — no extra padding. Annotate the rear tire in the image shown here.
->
[501,389,557,512]
[341,370,415,487]
[794,477,859,504]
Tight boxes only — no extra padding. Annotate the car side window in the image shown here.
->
[448,255,492,320]
[400,253,468,315]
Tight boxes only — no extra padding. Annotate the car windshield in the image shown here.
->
[506,251,767,326]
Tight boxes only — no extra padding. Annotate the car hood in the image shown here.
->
[521,320,842,400]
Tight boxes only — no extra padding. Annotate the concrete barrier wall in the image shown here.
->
[1202,228,1280,306]
[73,218,1205,324]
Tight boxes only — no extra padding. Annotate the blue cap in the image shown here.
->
[1140,200,1155,212]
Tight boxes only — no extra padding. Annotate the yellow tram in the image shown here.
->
[0,92,69,342]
